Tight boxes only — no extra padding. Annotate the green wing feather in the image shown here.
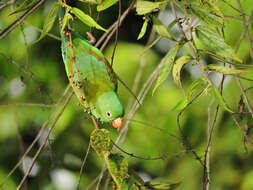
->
[59,7,123,123]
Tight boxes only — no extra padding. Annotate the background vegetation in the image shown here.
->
[0,0,253,189]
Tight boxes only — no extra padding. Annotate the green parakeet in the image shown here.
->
[58,8,124,130]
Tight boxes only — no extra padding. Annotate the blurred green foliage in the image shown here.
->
[0,0,253,190]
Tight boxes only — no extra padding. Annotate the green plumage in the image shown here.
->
[59,8,124,123]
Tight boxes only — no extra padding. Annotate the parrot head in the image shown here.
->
[92,91,124,130]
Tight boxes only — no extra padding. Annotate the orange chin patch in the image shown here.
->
[110,117,122,131]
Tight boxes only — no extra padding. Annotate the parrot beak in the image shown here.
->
[110,117,122,131]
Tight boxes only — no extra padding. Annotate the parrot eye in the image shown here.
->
[106,111,112,118]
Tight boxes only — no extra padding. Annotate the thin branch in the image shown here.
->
[0,0,16,10]
[176,88,206,167]
[110,0,121,67]
[99,1,135,51]
[0,0,45,40]
[0,103,54,108]
[236,0,253,58]
[95,0,135,48]
[112,141,187,160]
[231,114,253,149]
[0,84,71,188]
[23,21,61,41]
[17,91,74,190]
[76,143,91,190]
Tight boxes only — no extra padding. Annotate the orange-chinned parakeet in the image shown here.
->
[58,8,124,130]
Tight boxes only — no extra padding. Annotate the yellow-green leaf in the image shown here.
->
[207,64,246,75]
[190,3,223,26]
[33,2,59,44]
[172,55,193,87]
[137,17,149,40]
[195,25,242,63]
[136,0,168,15]
[153,16,174,40]
[71,7,107,31]
[152,41,185,95]
[97,0,119,11]
[211,86,234,113]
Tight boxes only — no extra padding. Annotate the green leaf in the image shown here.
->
[172,97,188,111]
[136,0,168,15]
[195,25,242,63]
[97,0,119,11]
[61,11,72,33]
[172,79,208,111]
[207,64,246,75]
[137,17,149,40]
[153,16,174,40]
[189,3,223,26]
[71,7,107,31]
[172,55,193,87]
[141,36,162,55]
[211,86,234,113]
[152,41,185,95]
[10,0,37,15]
[33,2,59,44]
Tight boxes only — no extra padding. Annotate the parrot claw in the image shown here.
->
[110,117,122,131]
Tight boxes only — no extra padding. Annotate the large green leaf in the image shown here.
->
[33,2,59,43]
[152,41,185,95]
[71,7,107,31]
[172,55,193,87]
[136,0,168,15]
[190,3,223,26]
[97,0,119,11]
[195,25,242,63]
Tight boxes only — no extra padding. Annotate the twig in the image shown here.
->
[99,1,135,51]
[112,141,187,160]
[176,87,206,167]
[231,114,253,149]
[236,0,253,58]
[96,165,107,190]
[126,119,180,140]
[0,103,54,108]
[110,0,121,67]
[0,0,45,40]
[76,143,91,190]
[17,91,74,190]
[23,20,61,41]
[203,65,225,190]
[0,0,16,10]
[0,84,71,188]
[95,0,135,48]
